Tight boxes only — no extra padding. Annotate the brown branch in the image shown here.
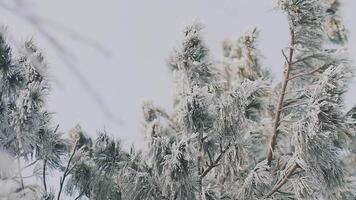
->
[265,163,299,198]
[267,29,295,166]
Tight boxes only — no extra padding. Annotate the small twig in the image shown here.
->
[0,2,122,125]
[287,64,326,81]
[43,159,48,192]
[200,142,231,178]
[54,124,59,133]
[21,158,39,170]
[13,174,36,179]
[265,163,299,198]
[290,54,320,65]
[279,102,307,112]
[74,190,85,200]
[16,148,24,190]
[206,149,214,165]
[281,49,290,64]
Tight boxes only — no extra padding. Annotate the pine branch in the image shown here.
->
[267,28,295,166]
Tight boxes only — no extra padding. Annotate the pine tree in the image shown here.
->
[1,0,355,199]
[137,22,270,199]
[137,0,356,199]
[0,32,67,199]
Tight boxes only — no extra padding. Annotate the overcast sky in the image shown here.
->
[1,0,355,148]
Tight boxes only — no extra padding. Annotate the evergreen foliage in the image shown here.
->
[0,0,355,199]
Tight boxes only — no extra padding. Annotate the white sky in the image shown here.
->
[1,0,355,149]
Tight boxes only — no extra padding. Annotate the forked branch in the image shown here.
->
[201,142,231,178]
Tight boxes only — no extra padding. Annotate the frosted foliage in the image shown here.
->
[324,0,348,44]
[0,33,64,199]
[168,23,213,87]
[0,0,355,199]
[139,20,271,199]
[138,0,355,199]
[220,28,270,90]
[0,152,40,200]
[236,161,273,200]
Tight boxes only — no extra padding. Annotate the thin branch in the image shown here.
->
[200,142,231,178]
[279,102,307,112]
[197,133,204,200]
[281,49,290,64]
[43,159,48,192]
[42,18,111,56]
[57,140,79,200]
[287,64,326,81]
[13,174,37,179]
[15,157,24,189]
[265,163,299,198]
[54,124,59,133]
[267,28,295,166]
[21,158,39,170]
[206,148,214,165]
[74,190,85,200]
[0,2,123,125]
[290,54,321,65]
[16,143,24,189]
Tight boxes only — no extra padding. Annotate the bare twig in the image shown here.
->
[0,1,123,125]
